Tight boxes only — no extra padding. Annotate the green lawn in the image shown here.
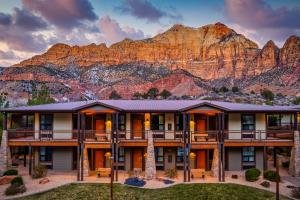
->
[17,183,290,200]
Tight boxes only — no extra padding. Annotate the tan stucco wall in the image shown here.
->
[53,113,72,139]
[165,113,174,139]
[34,113,39,139]
[228,113,241,139]
[126,113,131,139]
[255,113,266,139]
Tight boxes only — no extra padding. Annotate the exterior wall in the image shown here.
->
[53,113,72,139]
[255,113,266,139]
[190,114,195,132]
[125,148,131,171]
[255,147,264,171]
[228,113,241,139]
[34,113,39,139]
[126,113,131,139]
[106,114,111,140]
[227,147,242,171]
[52,147,73,171]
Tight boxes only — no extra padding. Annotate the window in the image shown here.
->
[267,114,281,128]
[175,114,183,131]
[155,147,164,162]
[72,114,78,130]
[241,114,255,131]
[242,147,255,169]
[151,114,164,130]
[40,114,53,130]
[39,147,52,162]
[118,114,126,131]
[11,114,34,129]
[176,147,184,162]
[118,147,125,162]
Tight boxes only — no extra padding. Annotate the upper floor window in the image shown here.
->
[118,114,126,131]
[40,114,53,130]
[267,114,281,128]
[175,114,183,131]
[11,114,34,129]
[241,114,255,131]
[151,114,164,131]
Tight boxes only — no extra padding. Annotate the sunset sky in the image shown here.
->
[0,0,299,67]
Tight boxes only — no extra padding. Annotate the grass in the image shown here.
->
[16,183,290,200]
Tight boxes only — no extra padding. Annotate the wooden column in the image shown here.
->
[217,113,221,182]
[273,147,277,168]
[77,112,81,181]
[263,146,267,171]
[183,113,187,182]
[115,112,119,181]
[206,149,210,171]
[80,113,85,181]
[24,149,26,167]
[294,113,299,131]
[221,113,225,182]
[3,112,7,130]
[29,145,32,175]
[187,114,191,182]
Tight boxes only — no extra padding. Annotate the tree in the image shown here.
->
[261,89,274,101]
[232,86,239,93]
[0,92,9,138]
[219,86,229,93]
[133,92,142,100]
[147,88,159,99]
[292,97,300,105]
[27,84,55,106]
[109,90,122,100]
[159,89,172,99]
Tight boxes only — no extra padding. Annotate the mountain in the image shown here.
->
[0,23,299,105]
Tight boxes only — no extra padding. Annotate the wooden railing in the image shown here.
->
[7,130,35,140]
[224,130,294,141]
[191,131,218,142]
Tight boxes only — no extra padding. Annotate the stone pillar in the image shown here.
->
[145,131,156,180]
[0,130,11,172]
[289,131,300,177]
[211,147,219,177]
[83,147,90,177]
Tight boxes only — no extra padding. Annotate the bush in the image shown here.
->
[11,176,24,186]
[3,169,18,176]
[32,164,48,179]
[282,160,290,168]
[261,89,274,101]
[263,170,280,182]
[231,174,238,179]
[124,177,146,187]
[232,86,239,93]
[5,184,26,196]
[291,187,300,199]
[260,181,270,188]
[245,168,261,182]
[163,179,174,185]
[164,169,177,179]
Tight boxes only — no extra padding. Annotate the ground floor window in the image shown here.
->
[242,147,255,169]
[155,147,164,163]
[177,147,184,163]
[119,147,125,162]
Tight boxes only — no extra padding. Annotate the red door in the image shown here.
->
[133,149,143,169]
[196,150,206,169]
[196,120,206,132]
[95,120,105,133]
[133,119,142,138]
[95,150,104,169]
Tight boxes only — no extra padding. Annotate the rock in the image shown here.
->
[0,176,16,185]
[39,177,50,184]
[280,35,300,67]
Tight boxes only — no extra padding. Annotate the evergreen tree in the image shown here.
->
[159,89,172,99]
[109,90,122,100]
[27,84,55,106]
[147,88,159,99]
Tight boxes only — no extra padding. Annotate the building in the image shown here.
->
[0,100,299,181]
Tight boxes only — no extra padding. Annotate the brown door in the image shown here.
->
[133,119,142,138]
[95,119,105,133]
[133,149,143,169]
[94,150,104,169]
[196,150,206,169]
[196,119,206,132]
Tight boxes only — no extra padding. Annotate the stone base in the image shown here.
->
[145,131,156,180]
[83,147,89,177]
[211,148,219,177]
[0,130,11,172]
[289,131,300,177]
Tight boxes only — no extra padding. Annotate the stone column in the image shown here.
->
[145,131,156,180]
[289,131,300,177]
[0,130,11,173]
[83,147,90,177]
[211,147,219,177]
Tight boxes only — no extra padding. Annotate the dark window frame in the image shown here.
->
[155,147,164,163]
[175,114,183,131]
[10,113,34,130]
[39,146,53,163]
[241,114,255,131]
[242,147,255,169]
[118,147,125,162]
[151,113,165,131]
[176,147,184,163]
[118,114,126,131]
[40,114,53,131]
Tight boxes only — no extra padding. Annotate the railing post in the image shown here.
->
[183,113,186,182]
[77,112,81,181]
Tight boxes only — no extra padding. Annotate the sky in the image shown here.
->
[0,0,299,67]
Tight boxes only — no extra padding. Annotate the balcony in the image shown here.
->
[7,130,35,140]
[191,131,218,143]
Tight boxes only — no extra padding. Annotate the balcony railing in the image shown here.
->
[152,130,183,140]
[7,130,35,140]
[224,130,294,141]
[191,131,218,142]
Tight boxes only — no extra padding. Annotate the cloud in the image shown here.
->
[224,0,300,46]
[0,13,12,25]
[13,7,48,31]
[22,0,98,29]
[99,16,145,45]
[0,50,19,60]
[115,0,182,23]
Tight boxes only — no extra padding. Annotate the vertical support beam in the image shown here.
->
[187,114,191,182]
[77,112,81,181]
[24,149,26,167]
[294,113,299,131]
[32,147,35,171]
[29,145,32,175]
[3,112,7,130]
[273,147,277,168]
[80,113,85,181]
[206,149,210,171]
[263,146,267,171]
[115,112,119,181]
[217,113,221,182]
[110,117,115,184]
[221,113,225,182]
[182,113,187,182]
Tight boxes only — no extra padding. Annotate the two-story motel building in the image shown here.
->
[0,100,299,181]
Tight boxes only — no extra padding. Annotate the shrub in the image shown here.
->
[5,184,26,196]
[245,168,261,182]
[124,177,146,187]
[291,187,300,199]
[32,164,47,179]
[163,179,174,185]
[11,176,24,186]
[282,160,290,168]
[219,86,229,93]
[231,174,238,179]
[260,181,270,188]
[263,170,280,182]
[164,169,177,179]
[261,89,274,101]
[232,86,239,93]
[3,169,18,176]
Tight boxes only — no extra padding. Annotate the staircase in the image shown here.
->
[145,131,156,180]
